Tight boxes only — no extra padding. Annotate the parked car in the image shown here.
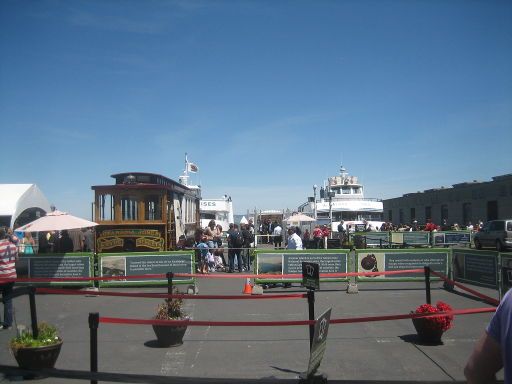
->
[473,219,512,251]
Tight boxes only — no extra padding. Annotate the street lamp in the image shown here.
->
[313,184,318,220]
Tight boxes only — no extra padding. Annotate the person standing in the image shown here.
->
[286,228,303,250]
[0,227,18,330]
[338,220,346,247]
[312,225,323,249]
[272,223,283,249]
[464,288,512,383]
[241,224,252,271]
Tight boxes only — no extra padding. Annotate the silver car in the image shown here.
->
[473,219,512,251]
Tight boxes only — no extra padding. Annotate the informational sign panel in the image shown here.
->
[356,250,448,281]
[361,232,389,247]
[255,250,348,283]
[302,262,320,290]
[306,308,332,377]
[433,231,471,246]
[389,232,430,247]
[99,252,195,287]
[16,254,93,286]
[452,249,498,289]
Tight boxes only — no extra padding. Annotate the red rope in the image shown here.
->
[35,287,306,300]
[99,307,495,327]
[1,268,426,284]
[429,269,500,306]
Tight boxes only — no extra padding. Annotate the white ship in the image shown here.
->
[299,165,383,230]
[200,195,234,231]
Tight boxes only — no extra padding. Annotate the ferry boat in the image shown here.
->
[199,195,234,231]
[299,165,383,230]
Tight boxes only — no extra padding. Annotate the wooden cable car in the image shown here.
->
[91,172,200,253]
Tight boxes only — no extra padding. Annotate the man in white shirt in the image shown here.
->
[286,228,303,250]
[272,223,283,249]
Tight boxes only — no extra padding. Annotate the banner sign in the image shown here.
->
[302,262,320,290]
[98,252,195,287]
[16,254,93,286]
[255,250,348,283]
[96,226,166,253]
[306,308,332,377]
[389,232,430,247]
[356,250,448,281]
[452,249,498,289]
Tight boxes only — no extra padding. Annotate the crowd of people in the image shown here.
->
[0,227,95,255]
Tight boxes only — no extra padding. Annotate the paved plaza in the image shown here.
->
[0,273,504,383]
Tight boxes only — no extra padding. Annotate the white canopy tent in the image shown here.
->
[0,184,52,228]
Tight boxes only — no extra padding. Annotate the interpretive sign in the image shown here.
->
[16,254,93,286]
[452,249,498,289]
[356,250,449,281]
[99,252,194,287]
[302,262,320,290]
[361,232,389,247]
[254,250,348,283]
[389,232,430,247]
[433,231,471,246]
[306,308,332,377]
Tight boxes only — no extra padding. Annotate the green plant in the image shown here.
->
[10,323,61,351]
[155,287,186,320]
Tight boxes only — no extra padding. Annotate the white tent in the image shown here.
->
[0,184,52,228]
[239,216,249,224]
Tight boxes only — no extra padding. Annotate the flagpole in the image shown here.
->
[184,152,189,177]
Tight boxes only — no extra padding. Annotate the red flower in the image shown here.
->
[414,301,453,331]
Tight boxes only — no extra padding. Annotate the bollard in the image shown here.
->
[89,312,99,384]
[424,266,431,304]
[167,272,174,294]
[307,290,315,350]
[28,285,38,339]
[379,238,382,249]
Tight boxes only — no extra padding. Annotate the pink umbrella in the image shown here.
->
[15,210,98,232]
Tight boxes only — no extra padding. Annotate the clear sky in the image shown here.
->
[1,0,511,218]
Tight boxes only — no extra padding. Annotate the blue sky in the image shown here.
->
[1,0,511,218]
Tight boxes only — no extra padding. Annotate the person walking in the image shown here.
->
[0,227,18,330]
[286,228,303,250]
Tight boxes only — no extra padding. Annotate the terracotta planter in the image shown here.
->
[11,340,63,370]
[412,317,444,344]
[152,324,187,347]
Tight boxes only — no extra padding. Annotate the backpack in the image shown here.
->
[231,231,244,248]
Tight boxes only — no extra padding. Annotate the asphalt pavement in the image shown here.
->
[0,270,504,383]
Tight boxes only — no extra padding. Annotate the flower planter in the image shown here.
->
[412,317,444,344]
[152,325,187,347]
[11,339,63,370]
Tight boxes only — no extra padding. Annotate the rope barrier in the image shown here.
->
[35,287,307,300]
[0,268,426,284]
[429,269,500,306]
[99,306,496,327]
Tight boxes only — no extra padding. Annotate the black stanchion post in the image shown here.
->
[307,289,315,349]
[89,312,99,384]
[167,272,174,294]
[28,285,38,339]
[424,266,431,304]
[379,239,382,249]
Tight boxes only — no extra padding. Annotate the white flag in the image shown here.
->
[187,162,199,173]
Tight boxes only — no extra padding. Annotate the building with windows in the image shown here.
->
[383,173,512,227]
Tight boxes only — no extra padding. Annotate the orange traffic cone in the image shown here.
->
[243,278,253,294]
